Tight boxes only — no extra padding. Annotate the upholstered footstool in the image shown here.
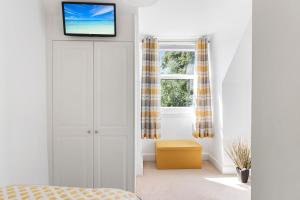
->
[155,140,202,169]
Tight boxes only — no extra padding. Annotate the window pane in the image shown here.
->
[160,51,195,74]
[161,79,193,107]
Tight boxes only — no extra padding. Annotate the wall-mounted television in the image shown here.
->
[62,2,116,37]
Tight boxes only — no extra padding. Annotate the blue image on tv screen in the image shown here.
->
[63,3,115,35]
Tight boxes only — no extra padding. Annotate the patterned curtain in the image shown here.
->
[141,37,161,139]
[193,37,213,138]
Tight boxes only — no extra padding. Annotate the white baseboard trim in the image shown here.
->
[207,154,223,172]
[208,154,236,174]
[136,155,144,176]
[143,153,155,161]
[202,153,209,160]
[142,152,236,175]
[222,165,236,174]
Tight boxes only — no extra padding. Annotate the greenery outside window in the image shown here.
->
[160,44,195,108]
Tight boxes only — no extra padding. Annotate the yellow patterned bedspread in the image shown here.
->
[0,185,140,200]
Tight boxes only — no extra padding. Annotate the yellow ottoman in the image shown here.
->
[155,140,202,169]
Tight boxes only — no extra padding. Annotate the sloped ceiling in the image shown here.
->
[139,0,252,80]
[224,21,252,84]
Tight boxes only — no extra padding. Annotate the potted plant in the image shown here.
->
[226,138,251,183]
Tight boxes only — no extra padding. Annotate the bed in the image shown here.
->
[0,185,141,200]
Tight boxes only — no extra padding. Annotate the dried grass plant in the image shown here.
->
[226,138,251,170]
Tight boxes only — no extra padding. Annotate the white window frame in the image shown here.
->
[159,43,196,114]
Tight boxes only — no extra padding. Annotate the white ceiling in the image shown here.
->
[139,0,251,37]
[138,0,252,80]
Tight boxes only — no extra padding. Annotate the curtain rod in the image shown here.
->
[158,38,211,43]
[140,35,211,43]
[158,40,211,44]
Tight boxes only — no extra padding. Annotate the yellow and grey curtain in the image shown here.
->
[193,37,213,138]
[141,37,161,139]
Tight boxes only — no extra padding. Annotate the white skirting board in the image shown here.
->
[208,154,236,174]
[142,153,236,174]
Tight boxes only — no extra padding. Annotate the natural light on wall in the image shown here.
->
[123,0,158,7]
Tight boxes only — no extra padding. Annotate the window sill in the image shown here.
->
[161,107,193,117]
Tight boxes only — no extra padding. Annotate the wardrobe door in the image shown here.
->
[93,42,134,191]
[52,41,94,188]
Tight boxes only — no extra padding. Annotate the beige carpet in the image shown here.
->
[136,161,251,200]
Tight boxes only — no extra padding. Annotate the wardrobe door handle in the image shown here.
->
[95,130,99,134]
[87,130,91,134]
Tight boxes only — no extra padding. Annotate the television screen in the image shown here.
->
[62,2,116,37]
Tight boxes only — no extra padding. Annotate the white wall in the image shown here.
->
[138,0,252,172]
[253,0,300,199]
[222,21,252,170]
[0,0,48,186]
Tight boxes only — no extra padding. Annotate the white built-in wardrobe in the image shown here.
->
[50,41,134,191]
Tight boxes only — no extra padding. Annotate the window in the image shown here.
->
[160,44,196,107]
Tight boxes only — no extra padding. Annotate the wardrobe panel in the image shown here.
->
[94,135,127,189]
[53,136,92,187]
[51,41,134,191]
[94,42,134,191]
[52,41,94,188]
[94,42,133,130]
